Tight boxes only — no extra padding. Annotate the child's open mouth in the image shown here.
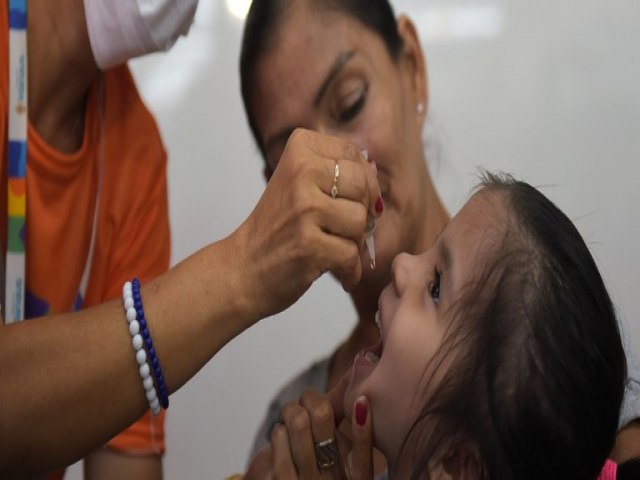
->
[363,335,383,364]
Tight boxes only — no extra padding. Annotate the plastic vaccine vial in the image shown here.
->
[366,217,376,269]
[361,149,376,269]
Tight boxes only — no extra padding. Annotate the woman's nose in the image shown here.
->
[316,122,338,137]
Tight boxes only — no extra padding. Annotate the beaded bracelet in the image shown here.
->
[131,278,169,409]
[122,281,161,415]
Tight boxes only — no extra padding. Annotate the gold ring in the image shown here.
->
[331,162,340,199]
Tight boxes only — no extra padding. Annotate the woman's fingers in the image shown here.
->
[271,422,298,478]
[319,156,375,210]
[235,129,381,319]
[283,129,380,219]
[299,389,342,478]
[326,370,351,424]
[281,402,320,478]
[347,396,374,480]
[244,445,274,479]
[320,198,368,248]
[266,387,373,480]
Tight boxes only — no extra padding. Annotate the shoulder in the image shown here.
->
[101,65,166,168]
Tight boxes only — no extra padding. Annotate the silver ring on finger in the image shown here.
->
[315,437,339,469]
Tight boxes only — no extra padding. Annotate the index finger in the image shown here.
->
[326,369,352,424]
[303,130,381,219]
[302,129,364,165]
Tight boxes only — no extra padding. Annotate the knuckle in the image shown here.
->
[341,248,361,290]
[310,401,333,426]
[291,410,311,435]
[355,165,368,192]
[343,141,360,162]
[289,127,306,144]
[294,223,318,256]
[281,401,299,422]
[270,422,284,443]
[346,245,361,271]
[290,187,311,212]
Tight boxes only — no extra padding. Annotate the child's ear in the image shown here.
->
[441,439,485,480]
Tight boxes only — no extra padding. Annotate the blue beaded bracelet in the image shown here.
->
[123,281,160,415]
[132,278,170,410]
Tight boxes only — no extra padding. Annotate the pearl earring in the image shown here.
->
[416,101,425,115]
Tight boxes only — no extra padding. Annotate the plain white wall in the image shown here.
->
[66,0,640,477]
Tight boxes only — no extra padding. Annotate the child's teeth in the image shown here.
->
[365,351,380,363]
[375,311,382,334]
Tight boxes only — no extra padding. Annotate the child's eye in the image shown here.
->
[429,272,441,305]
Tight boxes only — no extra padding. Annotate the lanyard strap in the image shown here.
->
[4,1,101,321]
[5,0,28,323]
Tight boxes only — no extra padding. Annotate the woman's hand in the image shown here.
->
[231,128,382,320]
[245,373,375,479]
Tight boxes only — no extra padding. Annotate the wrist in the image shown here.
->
[198,231,265,334]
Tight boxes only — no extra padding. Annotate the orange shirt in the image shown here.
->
[1,5,170,476]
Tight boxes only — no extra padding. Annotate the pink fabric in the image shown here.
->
[597,459,617,480]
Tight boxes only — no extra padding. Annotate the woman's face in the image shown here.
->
[249,2,433,288]
[343,190,506,468]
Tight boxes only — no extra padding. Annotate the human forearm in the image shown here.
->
[0,130,382,476]
[0,238,257,476]
[0,300,143,475]
[84,449,163,480]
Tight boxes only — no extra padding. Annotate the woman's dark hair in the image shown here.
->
[405,172,627,480]
[618,458,640,479]
[239,0,403,157]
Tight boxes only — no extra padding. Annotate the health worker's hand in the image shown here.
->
[231,128,382,320]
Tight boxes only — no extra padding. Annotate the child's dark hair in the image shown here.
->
[239,0,403,158]
[406,172,627,479]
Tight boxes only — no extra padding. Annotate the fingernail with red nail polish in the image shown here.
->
[375,195,384,214]
[355,397,368,426]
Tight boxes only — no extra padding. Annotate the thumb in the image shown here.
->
[347,396,374,480]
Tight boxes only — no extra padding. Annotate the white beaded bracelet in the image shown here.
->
[122,281,161,415]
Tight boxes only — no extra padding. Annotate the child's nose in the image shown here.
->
[391,252,416,293]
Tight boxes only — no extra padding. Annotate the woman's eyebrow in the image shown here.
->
[314,50,356,107]
[264,50,357,156]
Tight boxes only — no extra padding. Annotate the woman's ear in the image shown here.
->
[441,439,485,480]
[396,15,429,120]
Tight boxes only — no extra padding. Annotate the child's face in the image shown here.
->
[344,189,506,466]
